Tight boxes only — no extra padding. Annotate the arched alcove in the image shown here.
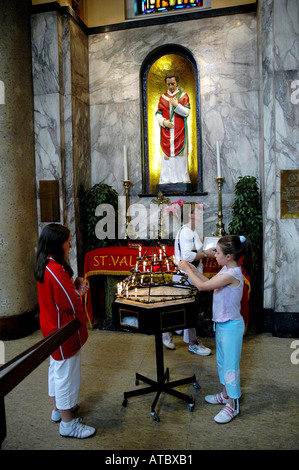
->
[140,44,204,195]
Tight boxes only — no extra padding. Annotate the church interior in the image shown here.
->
[0,0,298,451]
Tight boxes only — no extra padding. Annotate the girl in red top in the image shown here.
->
[35,224,95,439]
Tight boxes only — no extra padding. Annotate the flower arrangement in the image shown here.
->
[165,199,186,214]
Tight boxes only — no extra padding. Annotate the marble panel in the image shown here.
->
[89,12,260,241]
[201,90,259,191]
[31,12,61,95]
[274,69,299,313]
[273,0,299,72]
[34,93,62,180]
[0,0,38,320]
[69,19,90,105]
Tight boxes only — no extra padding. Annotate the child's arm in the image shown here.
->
[178,260,237,292]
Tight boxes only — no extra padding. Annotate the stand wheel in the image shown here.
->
[150,412,160,422]
[122,399,128,407]
[193,381,200,390]
[188,403,195,412]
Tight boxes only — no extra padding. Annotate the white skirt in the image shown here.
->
[48,351,81,410]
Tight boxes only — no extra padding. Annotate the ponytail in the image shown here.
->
[218,235,254,276]
[240,236,254,276]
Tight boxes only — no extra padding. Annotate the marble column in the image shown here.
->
[31,8,91,276]
[258,0,299,335]
[0,0,39,339]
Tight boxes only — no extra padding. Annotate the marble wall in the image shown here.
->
[31,9,91,275]
[30,1,298,334]
[259,0,299,316]
[89,13,259,238]
[88,3,298,323]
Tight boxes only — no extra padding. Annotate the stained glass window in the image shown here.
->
[137,1,203,15]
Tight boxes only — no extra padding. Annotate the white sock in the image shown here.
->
[61,419,74,427]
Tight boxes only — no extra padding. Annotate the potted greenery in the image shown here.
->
[228,176,263,328]
[80,183,118,253]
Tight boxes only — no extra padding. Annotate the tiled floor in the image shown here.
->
[2,327,299,450]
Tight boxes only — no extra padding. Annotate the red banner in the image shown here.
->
[83,245,175,277]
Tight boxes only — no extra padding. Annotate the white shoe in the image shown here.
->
[162,332,176,350]
[214,404,239,424]
[59,418,96,439]
[189,342,211,356]
[205,392,229,405]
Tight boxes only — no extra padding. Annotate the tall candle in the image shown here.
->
[216,141,221,178]
[123,145,128,180]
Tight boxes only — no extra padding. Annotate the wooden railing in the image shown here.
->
[0,318,81,447]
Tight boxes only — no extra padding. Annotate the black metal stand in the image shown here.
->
[122,331,200,422]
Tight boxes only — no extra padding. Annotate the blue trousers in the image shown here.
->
[215,319,245,399]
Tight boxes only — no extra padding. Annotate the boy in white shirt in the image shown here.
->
[163,202,215,355]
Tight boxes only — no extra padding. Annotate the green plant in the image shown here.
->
[80,183,118,252]
[228,176,263,275]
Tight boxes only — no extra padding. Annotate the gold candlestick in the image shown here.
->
[123,179,132,238]
[214,177,226,236]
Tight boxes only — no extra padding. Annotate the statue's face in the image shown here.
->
[166,77,178,94]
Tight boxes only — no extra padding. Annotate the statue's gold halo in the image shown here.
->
[147,54,198,193]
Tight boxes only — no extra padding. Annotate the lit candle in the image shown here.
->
[141,275,144,284]
[135,288,137,300]
[126,285,128,298]
[143,261,146,272]
[135,261,138,271]
[123,145,128,180]
[216,141,221,178]
[166,260,169,271]
[139,246,141,258]
[159,249,162,261]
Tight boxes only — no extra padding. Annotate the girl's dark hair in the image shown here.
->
[218,235,254,276]
[34,224,73,282]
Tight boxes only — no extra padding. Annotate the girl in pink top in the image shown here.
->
[179,235,253,424]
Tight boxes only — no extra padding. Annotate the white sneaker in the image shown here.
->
[162,332,176,350]
[214,404,239,424]
[205,392,229,405]
[188,342,211,356]
[59,418,96,439]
